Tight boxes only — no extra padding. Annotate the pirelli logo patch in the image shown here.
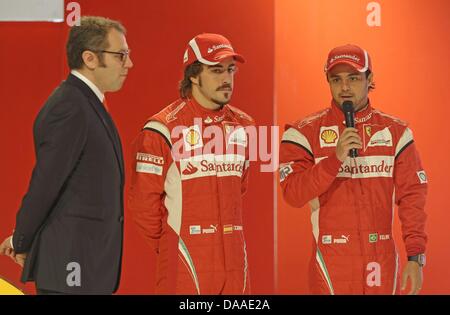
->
[136,152,164,165]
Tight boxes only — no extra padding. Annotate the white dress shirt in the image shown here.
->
[70,70,105,103]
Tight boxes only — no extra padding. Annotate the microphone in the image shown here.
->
[342,101,358,158]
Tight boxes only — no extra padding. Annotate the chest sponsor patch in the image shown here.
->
[202,224,218,234]
[226,126,247,147]
[363,124,393,151]
[223,224,233,234]
[182,125,204,151]
[180,154,245,180]
[333,235,350,244]
[189,225,201,235]
[322,235,332,244]
[319,126,339,147]
[316,155,394,179]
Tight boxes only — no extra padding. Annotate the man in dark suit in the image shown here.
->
[0,16,133,294]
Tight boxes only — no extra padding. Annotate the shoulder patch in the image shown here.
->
[227,105,255,124]
[149,99,187,125]
[296,108,330,129]
[372,109,408,126]
[165,101,187,123]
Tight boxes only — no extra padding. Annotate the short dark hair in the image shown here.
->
[66,16,126,70]
[366,70,375,91]
[179,61,203,98]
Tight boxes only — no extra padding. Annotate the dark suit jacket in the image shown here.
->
[12,74,124,294]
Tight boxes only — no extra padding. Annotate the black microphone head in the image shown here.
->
[342,101,354,113]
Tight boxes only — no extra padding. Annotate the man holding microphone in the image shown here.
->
[279,44,428,295]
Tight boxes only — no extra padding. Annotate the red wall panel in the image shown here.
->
[0,22,66,294]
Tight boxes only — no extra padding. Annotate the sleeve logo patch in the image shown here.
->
[189,225,201,235]
[279,162,293,182]
[417,170,428,184]
[136,152,164,165]
[136,162,163,175]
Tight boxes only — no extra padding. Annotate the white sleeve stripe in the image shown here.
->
[281,128,313,155]
[395,128,414,157]
[144,121,172,145]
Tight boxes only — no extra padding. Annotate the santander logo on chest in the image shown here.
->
[172,118,248,181]
[315,121,395,179]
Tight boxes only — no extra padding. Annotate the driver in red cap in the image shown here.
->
[128,33,254,294]
[279,44,428,295]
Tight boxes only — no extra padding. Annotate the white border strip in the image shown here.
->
[189,38,218,65]
[0,0,64,22]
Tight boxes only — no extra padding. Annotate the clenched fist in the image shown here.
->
[336,127,362,162]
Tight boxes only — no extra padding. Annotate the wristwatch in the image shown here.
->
[408,253,426,267]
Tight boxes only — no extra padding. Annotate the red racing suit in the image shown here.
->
[128,97,254,294]
[279,101,428,294]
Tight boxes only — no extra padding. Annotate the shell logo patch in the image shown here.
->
[319,126,339,147]
[182,125,203,151]
[186,129,200,146]
[321,129,338,144]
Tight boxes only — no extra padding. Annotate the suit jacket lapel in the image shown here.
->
[65,74,124,181]
[89,98,125,179]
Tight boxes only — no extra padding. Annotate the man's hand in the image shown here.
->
[401,261,423,295]
[14,253,27,267]
[336,127,362,162]
[0,235,27,267]
[0,236,14,256]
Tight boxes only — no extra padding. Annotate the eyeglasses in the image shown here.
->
[97,49,131,66]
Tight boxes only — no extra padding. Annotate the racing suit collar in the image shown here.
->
[331,99,374,125]
[188,96,228,116]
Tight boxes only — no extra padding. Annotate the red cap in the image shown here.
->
[324,44,372,73]
[183,33,245,66]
